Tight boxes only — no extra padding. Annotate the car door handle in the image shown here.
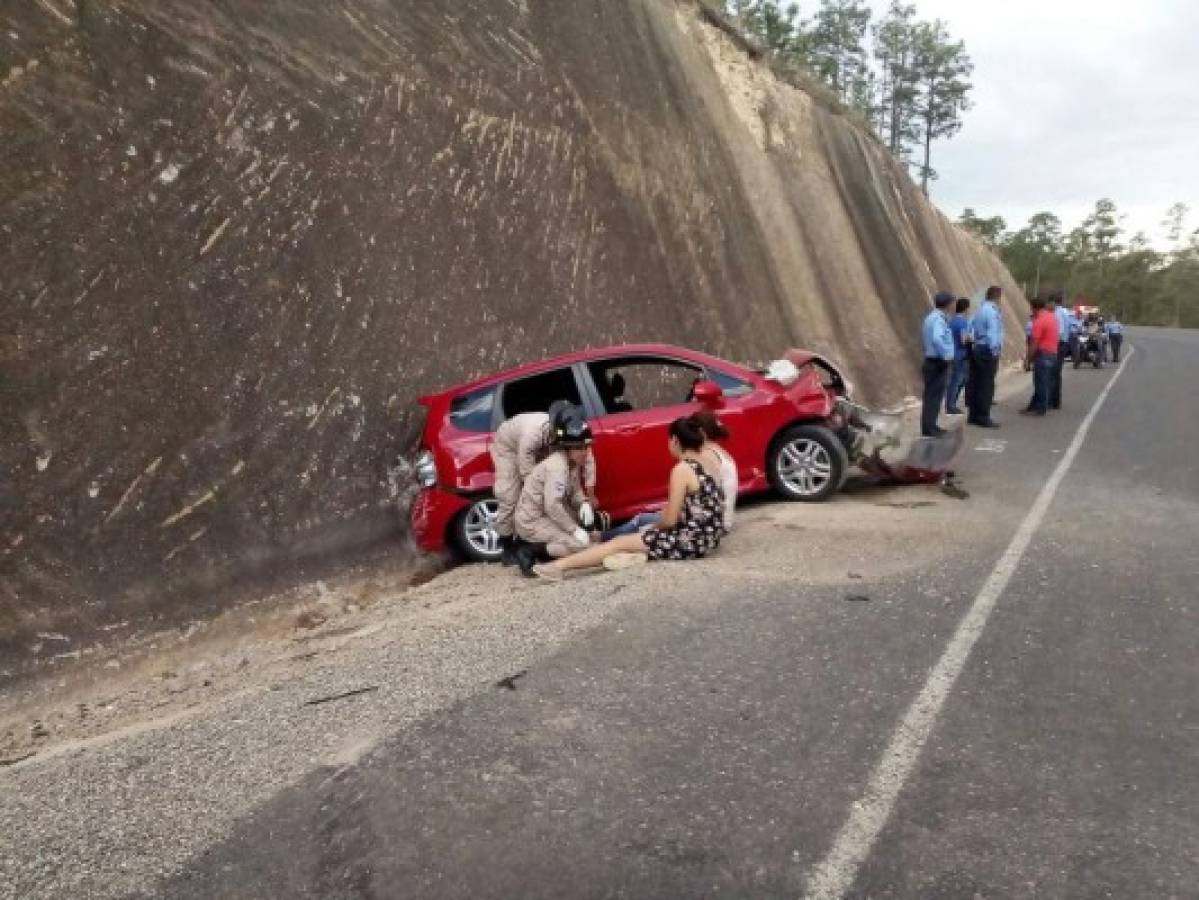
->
[615,424,643,434]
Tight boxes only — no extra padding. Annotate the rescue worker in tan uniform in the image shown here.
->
[513,410,596,575]
[491,401,596,564]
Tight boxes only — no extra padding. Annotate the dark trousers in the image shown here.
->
[1027,351,1055,413]
[1110,333,1123,362]
[921,358,950,436]
[1049,342,1069,408]
[946,356,969,412]
[967,346,998,423]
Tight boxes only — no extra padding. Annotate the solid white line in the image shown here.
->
[802,347,1135,900]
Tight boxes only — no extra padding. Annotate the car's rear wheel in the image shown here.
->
[452,496,503,562]
[768,424,847,502]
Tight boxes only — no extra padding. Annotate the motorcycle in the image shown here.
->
[1073,331,1106,369]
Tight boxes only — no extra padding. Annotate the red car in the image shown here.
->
[410,343,854,561]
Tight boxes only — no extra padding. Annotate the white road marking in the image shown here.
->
[802,347,1135,899]
[974,438,1007,453]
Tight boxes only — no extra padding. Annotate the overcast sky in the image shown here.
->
[869,0,1199,246]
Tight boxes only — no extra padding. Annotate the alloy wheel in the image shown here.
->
[777,437,833,497]
[462,499,501,558]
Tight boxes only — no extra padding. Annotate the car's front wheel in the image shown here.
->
[452,496,504,562]
[768,424,847,502]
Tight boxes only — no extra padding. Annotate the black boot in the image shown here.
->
[516,542,549,578]
[499,536,518,567]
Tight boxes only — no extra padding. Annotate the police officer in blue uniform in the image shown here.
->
[921,291,956,437]
[1105,316,1125,362]
[967,285,1004,428]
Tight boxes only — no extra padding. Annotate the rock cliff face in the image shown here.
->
[1,0,1024,658]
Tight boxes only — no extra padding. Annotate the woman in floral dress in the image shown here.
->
[532,416,724,580]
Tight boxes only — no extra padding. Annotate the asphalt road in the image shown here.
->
[147,327,1197,899]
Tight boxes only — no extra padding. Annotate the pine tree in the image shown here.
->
[871,1,921,158]
[911,20,972,195]
[805,0,872,107]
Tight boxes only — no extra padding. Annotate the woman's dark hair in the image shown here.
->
[668,416,706,451]
[689,409,729,440]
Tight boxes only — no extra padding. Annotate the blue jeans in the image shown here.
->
[602,512,661,542]
[1028,351,1055,413]
[945,356,969,412]
[1049,342,1069,408]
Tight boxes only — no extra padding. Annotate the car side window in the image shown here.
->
[588,359,702,414]
[449,387,497,433]
[707,368,753,398]
[500,367,583,419]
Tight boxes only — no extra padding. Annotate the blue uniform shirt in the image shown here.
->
[1106,320,1124,335]
[949,314,971,360]
[972,300,1005,354]
[1053,306,1071,346]
[1067,314,1081,337]
[922,309,955,360]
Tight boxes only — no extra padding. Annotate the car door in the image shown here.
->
[699,365,763,490]
[581,356,706,516]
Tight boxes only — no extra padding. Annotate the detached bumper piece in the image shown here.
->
[842,401,964,484]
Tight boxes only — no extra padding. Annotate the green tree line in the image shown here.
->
[959,201,1199,328]
[721,1,972,196]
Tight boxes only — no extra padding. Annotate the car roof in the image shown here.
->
[418,343,752,404]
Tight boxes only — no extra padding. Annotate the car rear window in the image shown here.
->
[500,368,582,419]
[449,387,496,432]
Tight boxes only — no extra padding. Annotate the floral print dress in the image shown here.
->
[641,459,725,561]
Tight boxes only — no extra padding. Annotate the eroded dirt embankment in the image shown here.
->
[0,0,1025,670]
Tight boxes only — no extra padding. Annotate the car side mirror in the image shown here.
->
[692,380,724,407]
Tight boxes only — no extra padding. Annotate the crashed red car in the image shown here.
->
[410,343,861,561]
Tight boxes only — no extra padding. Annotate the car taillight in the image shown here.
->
[415,450,438,488]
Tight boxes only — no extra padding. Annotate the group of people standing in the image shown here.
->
[922,286,1126,431]
[921,286,1005,437]
[490,403,737,582]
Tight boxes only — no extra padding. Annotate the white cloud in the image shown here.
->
[863,0,1199,244]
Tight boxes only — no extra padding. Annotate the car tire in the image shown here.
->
[1073,355,1082,369]
[768,424,848,502]
[452,496,504,563]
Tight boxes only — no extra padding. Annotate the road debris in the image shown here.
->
[940,477,970,500]
[302,686,379,707]
[495,669,529,691]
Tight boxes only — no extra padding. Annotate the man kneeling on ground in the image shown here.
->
[491,401,597,566]
[512,409,596,575]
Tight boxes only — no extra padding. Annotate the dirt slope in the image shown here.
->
[0,0,1025,664]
